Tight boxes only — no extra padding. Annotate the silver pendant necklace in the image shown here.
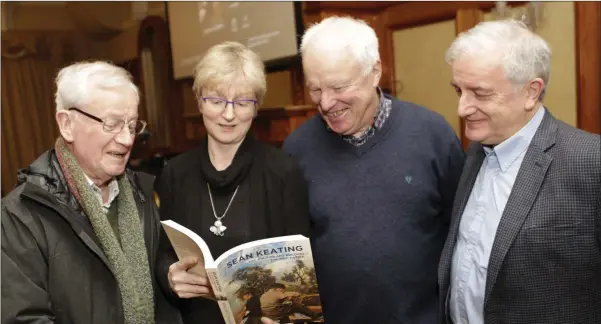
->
[207,183,239,236]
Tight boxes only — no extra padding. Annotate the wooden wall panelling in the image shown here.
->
[1,117,11,196]
[137,16,174,148]
[180,82,207,142]
[288,1,309,106]
[1,71,20,195]
[303,2,398,12]
[575,1,601,134]
[251,106,317,147]
[288,106,318,131]
[384,2,459,30]
[120,58,145,121]
[181,82,199,119]
[372,13,395,95]
[454,8,484,150]
[137,16,194,158]
[289,58,311,105]
[383,2,508,30]
[253,108,290,146]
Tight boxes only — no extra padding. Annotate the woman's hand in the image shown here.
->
[168,256,215,300]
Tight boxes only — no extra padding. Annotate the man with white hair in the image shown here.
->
[438,20,601,324]
[281,16,465,324]
[1,61,181,324]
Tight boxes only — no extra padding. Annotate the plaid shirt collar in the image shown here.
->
[339,87,392,147]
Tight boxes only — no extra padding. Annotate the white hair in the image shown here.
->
[300,16,380,75]
[55,61,140,112]
[446,19,551,100]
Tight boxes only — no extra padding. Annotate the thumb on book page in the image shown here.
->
[175,256,200,271]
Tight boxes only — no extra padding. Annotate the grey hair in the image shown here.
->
[55,61,140,112]
[300,16,380,75]
[445,19,551,100]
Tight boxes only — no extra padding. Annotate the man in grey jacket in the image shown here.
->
[438,19,601,324]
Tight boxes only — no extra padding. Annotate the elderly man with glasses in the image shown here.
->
[1,61,181,324]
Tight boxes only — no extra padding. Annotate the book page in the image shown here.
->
[214,235,306,265]
[161,220,217,275]
[214,236,324,323]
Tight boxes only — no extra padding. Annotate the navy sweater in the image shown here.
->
[283,95,465,324]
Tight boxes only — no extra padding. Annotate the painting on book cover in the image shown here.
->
[216,239,324,323]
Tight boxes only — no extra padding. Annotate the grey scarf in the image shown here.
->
[55,137,154,324]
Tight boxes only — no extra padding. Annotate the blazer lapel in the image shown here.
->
[484,111,558,304]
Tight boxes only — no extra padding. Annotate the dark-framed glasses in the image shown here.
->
[68,108,147,135]
[201,97,258,112]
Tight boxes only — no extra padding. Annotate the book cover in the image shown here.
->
[161,220,323,324]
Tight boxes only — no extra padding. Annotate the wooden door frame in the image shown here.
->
[575,2,601,134]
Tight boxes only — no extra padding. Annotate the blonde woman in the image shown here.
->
[154,42,311,324]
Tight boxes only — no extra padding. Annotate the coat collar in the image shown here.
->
[17,149,151,271]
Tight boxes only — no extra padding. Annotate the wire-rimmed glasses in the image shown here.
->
[68,108,147,135]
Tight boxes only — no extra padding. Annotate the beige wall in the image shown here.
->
[393,20,460,135]
[485,2,577,126]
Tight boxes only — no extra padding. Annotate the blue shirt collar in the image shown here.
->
[483,105,545,172]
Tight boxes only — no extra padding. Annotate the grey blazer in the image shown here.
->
[438,110,601,324]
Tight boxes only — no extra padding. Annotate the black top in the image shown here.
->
[155,136,311,324]
[206,178,253,256]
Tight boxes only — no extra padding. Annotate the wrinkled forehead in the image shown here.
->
[452,52,505,73]
[85,87,139,118]
[303,52,363,86]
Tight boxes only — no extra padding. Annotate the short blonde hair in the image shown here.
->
[192,41,267,105]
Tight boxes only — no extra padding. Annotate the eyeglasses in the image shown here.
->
[68,108,147,135]
[201,97,258,113]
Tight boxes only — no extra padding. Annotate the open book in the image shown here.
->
[161,220,323,324]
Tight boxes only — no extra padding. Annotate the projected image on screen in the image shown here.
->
[168,1,299,79]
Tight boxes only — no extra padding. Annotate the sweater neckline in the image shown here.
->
[321,93,402,157]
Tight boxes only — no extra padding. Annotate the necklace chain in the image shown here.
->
[207,183,239,221]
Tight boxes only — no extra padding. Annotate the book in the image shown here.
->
[161,220,323,324]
